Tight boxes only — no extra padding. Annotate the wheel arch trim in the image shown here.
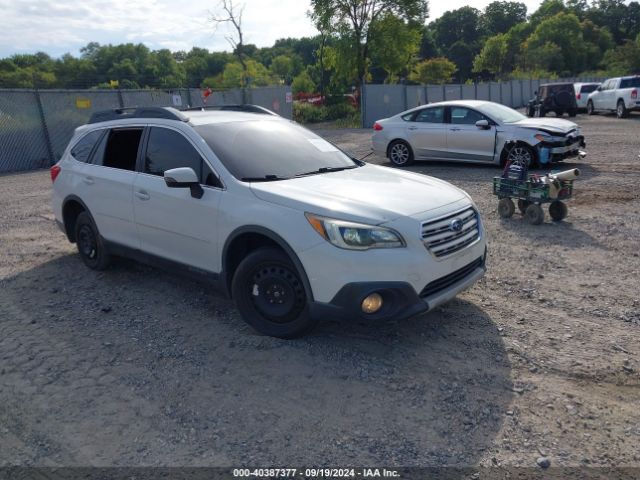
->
[61,194,95,242]
[221,225,314,301]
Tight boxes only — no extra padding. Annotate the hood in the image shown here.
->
[249,164,468,224]
[511,117,578,135]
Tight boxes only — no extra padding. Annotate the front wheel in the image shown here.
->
[498,198,515,218]
[568,109,577,118]
[75,211,110,270]
[617,100,628,119]
[231,247,317,338]
[549,200,568,221]
[388,140,414,167]
[517,199,531,214]
[587,101,595,115]
[506,144,536,168]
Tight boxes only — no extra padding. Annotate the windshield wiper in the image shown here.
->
[240,174,289,182]
[294,165,359,178]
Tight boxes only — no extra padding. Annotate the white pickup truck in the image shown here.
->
[586,75,640,118]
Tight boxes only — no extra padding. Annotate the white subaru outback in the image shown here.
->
[51,107,486,338]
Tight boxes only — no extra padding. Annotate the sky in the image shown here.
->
[0,0,545,58]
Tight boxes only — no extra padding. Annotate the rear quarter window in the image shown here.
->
[620,78,640,89]
[70,130,104,163]
[580,85,598,94]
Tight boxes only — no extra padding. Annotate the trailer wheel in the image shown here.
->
[517,199,531,214]
[498,198,515,218]
[549,200,568,221]
[525,204,545,225]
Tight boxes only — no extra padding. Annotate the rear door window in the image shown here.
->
[70,130,104,163]
[415,107,444,123]
[97,128,143,171]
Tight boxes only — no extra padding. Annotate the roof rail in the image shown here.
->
[88,107,189,124]
[182,104,279,116]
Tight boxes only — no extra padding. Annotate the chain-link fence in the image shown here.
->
[0,86,293,173]
[361,77,606,128]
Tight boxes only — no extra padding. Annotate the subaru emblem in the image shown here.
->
[450,218,463,232]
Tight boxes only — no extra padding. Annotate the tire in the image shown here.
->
[74,211,110,270]
[555,90,573,109]
[525,204,545,225]
[555,110,563,117]
[506,143,536,168]
[517,199,531,214]
[498,198,515,218]
[617,100,628,119]
[231,247,317,338]
[388,140,414,167]
[587,101,595,115]
[527,106,535,117]
[539,107,546,117]
[549,200,568,221]
[568,109,577,118]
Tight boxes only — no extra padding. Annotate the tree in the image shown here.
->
[481,1,527,37]
[369,12,421,82]
[473,34,509,78]
[291,69,316,93]
[529,0,566,27]
[409,57,456,84]
[432,7,482,51]
[270,55,295,83]
[211,0,250,97]
[310,0,428,88]
[214,59,273,89]
[525,12,586,74]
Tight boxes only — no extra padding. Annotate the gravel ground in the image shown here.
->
[0,112,639,471]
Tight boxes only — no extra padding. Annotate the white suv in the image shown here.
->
[51,107,486,338]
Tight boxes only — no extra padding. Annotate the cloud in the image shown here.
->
[0,0,318,57]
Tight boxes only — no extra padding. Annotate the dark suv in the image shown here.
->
[527,83,578,118]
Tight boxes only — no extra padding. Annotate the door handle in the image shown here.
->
[83,176,94,185]
[450,127,461,132]
[408,126,418,130]
[135,190,150,201]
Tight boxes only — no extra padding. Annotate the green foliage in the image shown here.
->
[291,70,316,94]
[473,34,509,78]
[409,57,457,84]
[219,60,274,89]
[270,55,295,83]
[602,36,640,75]
[293,101,358,124]
[481,1,528,36]
[369,13,421,82]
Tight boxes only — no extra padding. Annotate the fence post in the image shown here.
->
[499,82,503,104]
[33,89,55,167]
[520,80,524,108]
[510,81,514,107]
[117,88,125,108]
[488,83,492,101]
[424,86,428,104]
[186,88,192,108]
[442,84,446,101]
[360,81,366,128]
[474,82,478,100]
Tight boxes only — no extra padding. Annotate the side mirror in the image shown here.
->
[475,119,490,130]
[597,86,602,91]
[164,167,203,199]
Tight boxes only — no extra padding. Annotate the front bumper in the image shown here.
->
[541,136,586,162]
[309,252,487,322]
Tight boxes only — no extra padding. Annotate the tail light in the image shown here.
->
[632,89,638,99]
[373,122,383,131]
[50,165,61,182]
[576,93,581,100]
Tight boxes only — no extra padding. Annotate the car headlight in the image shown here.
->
[534,133,551,142]
[305,213,405,250]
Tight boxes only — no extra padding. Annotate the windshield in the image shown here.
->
[194,120,357,181]
[477,103,527,124]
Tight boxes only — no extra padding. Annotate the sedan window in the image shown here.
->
[415,107,444,123]
[450,107,486,125]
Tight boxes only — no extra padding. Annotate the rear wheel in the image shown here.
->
[231,247,317,338]
[617,100,628,119]
[568,109,577,117]
[388,140,414,167]
[525,204,545,225]
[75,211,110,270]
[498,198,515,218]
[555,110,564,117]
[587,101,595,115]
[549,200,568,221]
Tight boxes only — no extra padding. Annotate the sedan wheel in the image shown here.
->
[388,141,414,166]
[507,145,535,168]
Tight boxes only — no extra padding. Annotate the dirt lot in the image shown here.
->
[1,112,639,472]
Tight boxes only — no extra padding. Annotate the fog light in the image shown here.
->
[362,293,383,314]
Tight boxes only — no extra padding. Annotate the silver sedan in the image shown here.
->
[372,100,586,168]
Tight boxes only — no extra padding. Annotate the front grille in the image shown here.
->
[420,257,483,298]
[421,207,480,258]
